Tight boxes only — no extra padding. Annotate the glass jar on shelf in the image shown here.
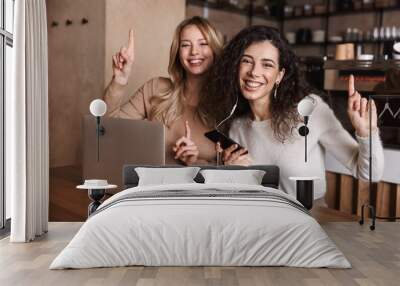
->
[283,5,293,18]
[304,4,312,16]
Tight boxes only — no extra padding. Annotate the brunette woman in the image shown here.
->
[202,26,384,199]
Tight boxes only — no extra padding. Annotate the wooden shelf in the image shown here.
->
[284,5,400,20]
[292,39,397,47]
[186,0,278,21]
[292,42,325,47]
[187,0,249,16]
[331,5,400,16]
[324,59,400,71]
[284,13,326,20]
[328,39,398,44]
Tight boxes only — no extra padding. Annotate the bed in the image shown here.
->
[50,165,350,269]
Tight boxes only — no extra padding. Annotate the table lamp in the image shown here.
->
[297,97,316,162]
[89,99,107,162]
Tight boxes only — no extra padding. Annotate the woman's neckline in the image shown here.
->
[242,116,271,126]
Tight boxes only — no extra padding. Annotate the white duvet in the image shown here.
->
[50,183,351,269]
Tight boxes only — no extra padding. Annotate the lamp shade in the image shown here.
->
[297,98,315,117]
[393,42,400,53]
[89,99,107,117]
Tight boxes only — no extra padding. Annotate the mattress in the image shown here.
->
[50,183,351,269]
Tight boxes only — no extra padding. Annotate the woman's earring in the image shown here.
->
[273,83,279,100]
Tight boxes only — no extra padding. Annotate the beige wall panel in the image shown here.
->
[396,185,400,218]
[105,0,185,96]
[339,174,354,214]
[376,182,392,219]
[325,171,338,209]
[47,0,106,167]
[186,3,204,18]
[357,179,370,217]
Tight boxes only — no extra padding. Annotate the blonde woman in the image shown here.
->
[104,17,223,165]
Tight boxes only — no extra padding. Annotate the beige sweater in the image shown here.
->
[229,95,384,199]
[104,77,216,164]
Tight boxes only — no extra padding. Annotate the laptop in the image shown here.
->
[82,115,165,193]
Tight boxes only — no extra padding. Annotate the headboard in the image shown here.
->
[123,165,280,189]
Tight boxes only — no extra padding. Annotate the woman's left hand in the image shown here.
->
[347,75,378,137]
[217,143,252,166]
[173,121,199,165]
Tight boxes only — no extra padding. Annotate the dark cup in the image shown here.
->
[296,28,312,43]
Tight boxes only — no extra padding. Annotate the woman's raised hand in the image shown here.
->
[112,29,135,86]
[347,75,378,137]
[217,143,252,166]
[173,121,200,165]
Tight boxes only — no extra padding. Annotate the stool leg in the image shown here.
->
[88,201,101,216]
[369,205,376,231]
[87,189,105,216]
[358,204,376,231]
[296,180,314,210]
[359,204,365,225]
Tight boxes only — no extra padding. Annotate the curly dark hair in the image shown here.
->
[200,25,311,142]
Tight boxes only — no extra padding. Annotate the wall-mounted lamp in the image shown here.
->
[394,42,400,53]
[393,42,400,60]
[81,18,89,25]
[51,21,58,27]
[66,19,73,26]
[297,97,316,162]
[89,99,107,162]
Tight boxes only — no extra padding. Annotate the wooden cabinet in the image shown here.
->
[326,171,400,220]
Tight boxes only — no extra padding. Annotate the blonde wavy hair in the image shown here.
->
[149,16,223,127]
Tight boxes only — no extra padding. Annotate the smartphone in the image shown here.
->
[204,130,247,154]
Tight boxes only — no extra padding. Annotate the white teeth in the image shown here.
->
[189,59,203,64]
[245,80,262,88]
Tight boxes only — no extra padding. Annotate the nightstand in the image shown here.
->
[289,176,320,210]
[77,180,117,216]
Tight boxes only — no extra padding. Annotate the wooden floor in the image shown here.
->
[1,221,399,286]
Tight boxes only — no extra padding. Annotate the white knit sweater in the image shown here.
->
[229,95,384,199]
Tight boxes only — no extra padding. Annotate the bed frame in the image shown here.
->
[122,165,280,189]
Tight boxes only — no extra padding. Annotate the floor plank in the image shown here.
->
[1,222,399,286]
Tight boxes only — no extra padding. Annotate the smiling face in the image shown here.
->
[238,40,285,103]
[179,24,214,77]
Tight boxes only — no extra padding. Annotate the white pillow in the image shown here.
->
[135,167,200,186]
[200,169,266,185]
